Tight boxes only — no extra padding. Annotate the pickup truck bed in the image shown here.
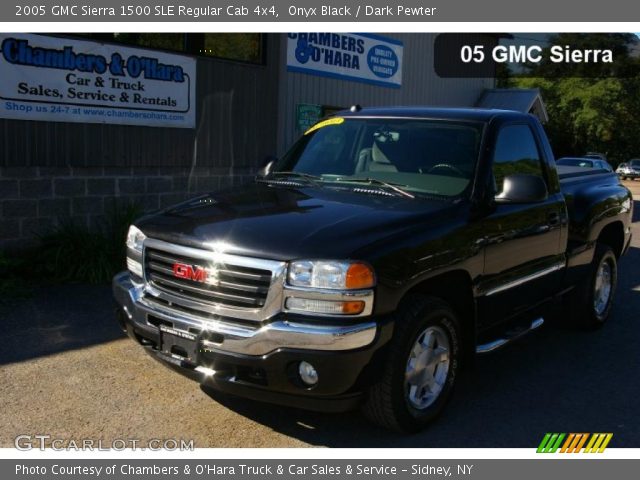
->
[558,166,631,245]
[557,165,617,180]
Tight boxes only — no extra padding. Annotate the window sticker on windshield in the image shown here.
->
[304,117,345,135]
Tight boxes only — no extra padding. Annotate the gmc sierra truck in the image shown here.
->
[113,107,633,432]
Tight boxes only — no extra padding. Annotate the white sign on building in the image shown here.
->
[0,33,196,128]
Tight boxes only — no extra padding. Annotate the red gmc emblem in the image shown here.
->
[173,263,207,283]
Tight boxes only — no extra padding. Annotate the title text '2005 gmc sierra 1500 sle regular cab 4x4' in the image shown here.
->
[113,107,632,432]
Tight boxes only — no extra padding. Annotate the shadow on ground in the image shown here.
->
[0,284,124,365]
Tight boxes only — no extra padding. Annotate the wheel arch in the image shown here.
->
[597,220,625,258]
[402,269,476,362]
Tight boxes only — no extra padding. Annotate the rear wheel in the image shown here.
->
[363,295,460,432]
[569,243,617,329]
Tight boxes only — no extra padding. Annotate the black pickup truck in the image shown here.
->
[113,107,632,432]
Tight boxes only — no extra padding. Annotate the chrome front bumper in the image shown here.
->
[112,271,377,357]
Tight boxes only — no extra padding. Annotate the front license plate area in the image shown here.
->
[159,325,197,363]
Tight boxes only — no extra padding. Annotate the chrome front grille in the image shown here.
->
[141,238,286,323]
[145,248,271,308]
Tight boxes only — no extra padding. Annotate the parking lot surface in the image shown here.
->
[1,181,639,448]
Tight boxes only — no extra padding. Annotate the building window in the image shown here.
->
[70,33,185,53]
[110,33,186,52]
[62,33,265,64]
[195,33,264,64]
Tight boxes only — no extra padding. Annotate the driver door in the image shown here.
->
[476,123,565,329]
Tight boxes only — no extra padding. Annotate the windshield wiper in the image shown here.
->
[262,171,322,185]
[339,177,415,199]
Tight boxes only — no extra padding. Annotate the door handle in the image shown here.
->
[547,212,561,226]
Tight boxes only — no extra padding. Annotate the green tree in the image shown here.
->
[500,33,640,166]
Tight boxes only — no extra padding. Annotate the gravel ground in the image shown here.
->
[1,181,639,448]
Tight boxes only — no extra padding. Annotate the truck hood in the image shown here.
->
[136,182,458,260]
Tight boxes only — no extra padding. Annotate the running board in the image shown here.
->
[476,318,545,354]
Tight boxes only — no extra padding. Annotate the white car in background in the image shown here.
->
[617,160,640,180]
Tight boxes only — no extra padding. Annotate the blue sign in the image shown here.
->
[286,33,403,88]
[367,44,400,79]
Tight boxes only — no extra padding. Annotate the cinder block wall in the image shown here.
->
[0,166,254,251]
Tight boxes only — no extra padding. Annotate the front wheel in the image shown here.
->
[362,295,460,432]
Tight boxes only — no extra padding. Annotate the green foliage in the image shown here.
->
[34,203,143,285]
[499,33,640,166]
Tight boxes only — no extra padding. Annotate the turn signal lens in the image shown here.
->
[126,257,143,278]
[285,298,365,315]
[345,263,376,289]
[341,300,366,314]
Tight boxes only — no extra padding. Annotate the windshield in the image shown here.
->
[557,158,594,168]
[273,117,484,198]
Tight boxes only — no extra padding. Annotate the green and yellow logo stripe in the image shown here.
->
[537,433,613,453]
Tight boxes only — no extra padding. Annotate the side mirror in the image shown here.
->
[256,155,277,178]
[495,174,548,204]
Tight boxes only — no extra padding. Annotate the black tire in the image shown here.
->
[362,295,460,433]
[569,243,617,329]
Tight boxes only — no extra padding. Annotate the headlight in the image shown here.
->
[126,225,145,278]
[285,260,375,316]
[288,260,375,290]
[126,225,146,253]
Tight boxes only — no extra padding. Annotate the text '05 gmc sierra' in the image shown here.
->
[113,107,633,432]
